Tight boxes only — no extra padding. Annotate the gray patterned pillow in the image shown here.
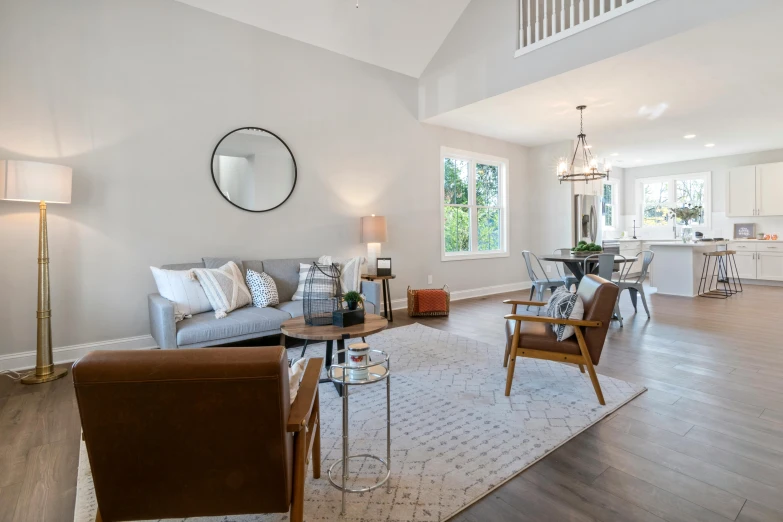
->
[545,287,584,341]
[246,269,280,308]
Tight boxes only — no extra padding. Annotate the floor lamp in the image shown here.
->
[0,160,73,384]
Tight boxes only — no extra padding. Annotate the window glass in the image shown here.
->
[643,182,670,226]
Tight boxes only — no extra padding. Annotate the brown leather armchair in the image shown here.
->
[73,347,322,522]
[503,275,618,405]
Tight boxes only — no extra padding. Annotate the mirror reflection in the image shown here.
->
[211,128,296,212]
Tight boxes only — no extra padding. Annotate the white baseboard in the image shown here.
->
[1,281,534,372]
[0,335,158,373]
[388,281,533,311]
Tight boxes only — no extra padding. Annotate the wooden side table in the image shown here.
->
[361,274,396,322]
[280,314,388,396]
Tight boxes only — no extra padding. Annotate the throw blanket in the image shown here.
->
[318,256,365,294]
[416,289,448,313]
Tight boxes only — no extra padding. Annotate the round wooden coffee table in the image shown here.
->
[281,314,388,395]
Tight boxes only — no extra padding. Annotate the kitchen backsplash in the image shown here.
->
[611,213,783,240]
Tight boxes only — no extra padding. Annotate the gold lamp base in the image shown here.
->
[22,365,68,385]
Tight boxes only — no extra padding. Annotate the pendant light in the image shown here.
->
[557,105,611,183]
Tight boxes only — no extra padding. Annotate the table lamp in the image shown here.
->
[0,160,72,384]
[361,215,387,275]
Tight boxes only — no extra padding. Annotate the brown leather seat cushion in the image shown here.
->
[505,319,581,356]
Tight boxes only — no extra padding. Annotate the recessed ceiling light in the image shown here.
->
[610,153,619,156]
[683,134,696,139]
[584,145,592,149]
[705,143,715,148]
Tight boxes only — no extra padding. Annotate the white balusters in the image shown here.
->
[561,0,566,32]
[518,0,651,55]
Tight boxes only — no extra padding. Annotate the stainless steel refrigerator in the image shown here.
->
[573,194,603,245]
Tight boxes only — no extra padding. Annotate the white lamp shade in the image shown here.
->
[361,215,387,243]
[0,160,72,204]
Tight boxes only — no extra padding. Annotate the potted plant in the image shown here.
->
[344,291,363,311]
[673,204,703,242]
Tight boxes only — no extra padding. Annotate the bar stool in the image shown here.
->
[698,251,734,298]
[717,247,743,294]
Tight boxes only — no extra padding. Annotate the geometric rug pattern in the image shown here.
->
[74,323,645,522]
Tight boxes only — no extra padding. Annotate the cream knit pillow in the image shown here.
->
[189,261,251,319]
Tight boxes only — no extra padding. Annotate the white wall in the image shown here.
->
[620,148,783,239]
[526,141,574,275]
[418,0,765,120]
[0,0,535,360]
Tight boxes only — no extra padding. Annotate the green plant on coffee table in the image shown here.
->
[343,291,363,311]
[571,240,602,254]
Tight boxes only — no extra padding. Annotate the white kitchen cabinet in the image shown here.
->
[757,252,783,281]
[732,252,757,280]
[726,162,783,217]
[726,165,757,217]
[757,163,783,216]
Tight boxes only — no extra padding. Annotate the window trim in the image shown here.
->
[440,147,510,262]
[602,179,618,230]
[635,172,712,230]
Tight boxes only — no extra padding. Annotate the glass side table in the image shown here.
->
[326,347,391,515]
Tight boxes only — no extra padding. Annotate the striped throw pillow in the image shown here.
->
[545,287,584,341]
[189,261,251,318]
[291,264,311,301]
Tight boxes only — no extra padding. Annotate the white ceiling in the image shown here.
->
[426,3,783,167]
[173,0,470,78]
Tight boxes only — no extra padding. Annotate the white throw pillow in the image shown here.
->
[150,267,213,322]
[289,358,306,404]
[291,263,311,301]
[245,269,280,308]
[189,261,251,319]
[545,287,585,341]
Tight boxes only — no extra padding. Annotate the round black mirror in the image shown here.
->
[211,127,297,212]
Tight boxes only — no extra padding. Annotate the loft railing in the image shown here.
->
[517,0,660,56]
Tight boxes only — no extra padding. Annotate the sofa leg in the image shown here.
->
[279,333,286,347]
[579,364,585,373]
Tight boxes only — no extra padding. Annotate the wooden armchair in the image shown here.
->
[503,275,619,404]
[73,347,322,522]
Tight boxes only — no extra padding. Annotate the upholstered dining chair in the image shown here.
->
[522,250,566,312]
[502,275,619,405]
[73,347,322,522]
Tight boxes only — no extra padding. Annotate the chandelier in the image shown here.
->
[557,105,611,183]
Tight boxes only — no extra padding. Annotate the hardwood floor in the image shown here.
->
[2,284,783,521]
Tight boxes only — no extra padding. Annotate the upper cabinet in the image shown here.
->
[726,165,756,217]
[757,163,783,216]
[726,162,783,217]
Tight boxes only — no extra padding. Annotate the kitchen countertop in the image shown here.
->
[611,238,783,243]
[646,241,729,247]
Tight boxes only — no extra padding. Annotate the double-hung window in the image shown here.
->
[636,172,711,229]
[441,147,509,261]
[602,180,617,229]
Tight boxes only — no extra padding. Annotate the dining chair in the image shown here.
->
[584,253,625,325]
[553,248,579,289]
[613,250,654,326]
[522,251,566,312]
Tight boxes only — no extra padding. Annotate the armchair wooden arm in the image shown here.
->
[504,314,602,328]
[503,299,547,307]
[287,358,323,432]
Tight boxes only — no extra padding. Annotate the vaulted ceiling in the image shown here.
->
[173,0,471,78]
[426,2,783,166]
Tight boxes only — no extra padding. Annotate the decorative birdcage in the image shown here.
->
[303,263,343,326]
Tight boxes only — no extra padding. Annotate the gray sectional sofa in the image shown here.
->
[148,257,380,349]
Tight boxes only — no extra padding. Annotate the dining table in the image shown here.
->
[540,253,633,282]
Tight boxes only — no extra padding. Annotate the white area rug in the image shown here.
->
[74,323,645,522]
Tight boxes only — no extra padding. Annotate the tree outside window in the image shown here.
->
[442,149,508,260]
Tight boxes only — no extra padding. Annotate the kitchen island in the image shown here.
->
[647,241,728,297]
